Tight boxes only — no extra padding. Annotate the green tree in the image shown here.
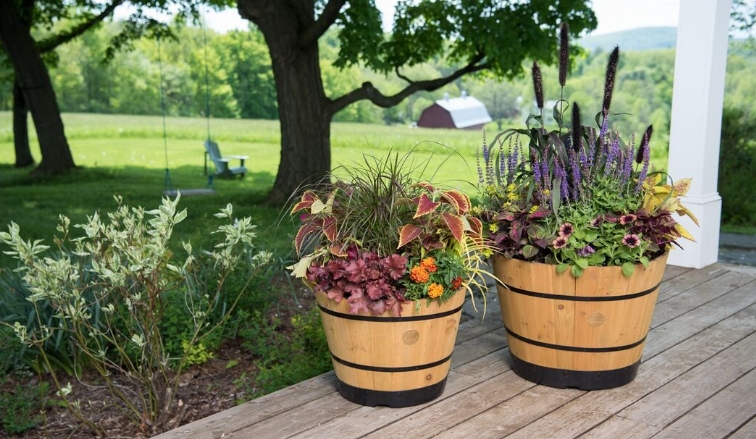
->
[218,29,278,119]
[0,0,232,173]
[236,0,597,203]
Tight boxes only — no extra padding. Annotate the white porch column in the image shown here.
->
[667,0,731,268]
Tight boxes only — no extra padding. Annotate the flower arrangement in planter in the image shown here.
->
[473,24,699,390]
[288,152,488,407]
[475,25,698,277]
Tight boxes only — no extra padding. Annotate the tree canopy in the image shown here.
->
[236,0,597,203]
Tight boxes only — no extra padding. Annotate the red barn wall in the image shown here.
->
[417,104,455,129]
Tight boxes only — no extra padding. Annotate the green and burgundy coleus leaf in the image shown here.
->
[442,212,465,244]
[397,224,423,249]
[440,190,471,214]
[413,193,440,218]
[294,218,323,255]
[291,191,318,214]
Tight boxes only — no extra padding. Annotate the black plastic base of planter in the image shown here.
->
[335,377,447,407]
[510,354,641,390]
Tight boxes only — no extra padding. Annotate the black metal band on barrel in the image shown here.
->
[335,376,448,407]
[509,354,641,390]
[317,303,463,322]
[505,326,647,353]
[503,281,661,302]
[330,352,453,372]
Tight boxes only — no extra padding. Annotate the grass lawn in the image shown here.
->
[0,112,493,264]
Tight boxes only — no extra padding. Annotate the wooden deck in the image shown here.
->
[155,263,756,439]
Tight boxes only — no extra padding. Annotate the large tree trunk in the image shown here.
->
[12,80,35,168]
[0,0,75,175]
[239,1,333,205]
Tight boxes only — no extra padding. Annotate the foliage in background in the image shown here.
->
[237,307,331,398]
[719,107,756,227]
[0,195,271,436]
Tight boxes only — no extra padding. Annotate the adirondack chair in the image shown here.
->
[204,140,248,178]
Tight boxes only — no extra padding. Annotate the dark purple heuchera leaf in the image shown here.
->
[384,254,408,280]
[308,247,409,316]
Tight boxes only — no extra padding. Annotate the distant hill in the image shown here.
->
[578,27,677,52]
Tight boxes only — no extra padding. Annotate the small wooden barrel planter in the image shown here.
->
[315,290,465,407]
[493,253,669,390]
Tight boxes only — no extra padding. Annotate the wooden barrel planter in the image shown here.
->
[315,290,465,407]
[493,253,669,390]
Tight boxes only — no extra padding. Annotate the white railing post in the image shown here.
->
[667,0,731,268]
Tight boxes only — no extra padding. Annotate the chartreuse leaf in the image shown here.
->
[521,245,538,259]
[571,265,583,277]
[557,263,569,273]
[622,262,635,277]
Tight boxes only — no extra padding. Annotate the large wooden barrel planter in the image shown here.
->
[493,252,668,390]
[315,290,465,407]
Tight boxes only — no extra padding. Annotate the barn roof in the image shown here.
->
[435,95,492,129]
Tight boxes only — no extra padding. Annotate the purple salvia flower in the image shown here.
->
[621,136,635,187]
[598,111,610,142]
[508,140,518,184]
[482,135,490,164]
[475,148,484,185]
[541,152,550,189]
[636,135,651,193]
[604,136,621,176]
[569,149,582,201]
[499,140,506,179]
[533,153,544,203]
[579,148,588,169]
[554,155,569,202]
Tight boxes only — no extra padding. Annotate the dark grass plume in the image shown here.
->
[571,102,581,152]
[602,46,620,115]
[636,125,654,164]
[559,23,569,87]
[532,61,544,110]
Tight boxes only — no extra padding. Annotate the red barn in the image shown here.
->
[417,92,492,130]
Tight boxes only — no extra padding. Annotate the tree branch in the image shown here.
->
[328,53,489,115]
[299,0,347,48]
[37,0,124,53]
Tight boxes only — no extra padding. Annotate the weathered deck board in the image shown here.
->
[653,367,756,439]
[153,263,756,439]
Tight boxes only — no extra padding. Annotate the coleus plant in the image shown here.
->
[288,153,487,315]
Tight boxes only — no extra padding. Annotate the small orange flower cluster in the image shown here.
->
[410,257,437,283]
[427,282,444,298]
[420,257,437,273]
[409,266,429,283]
[451,276,463,290]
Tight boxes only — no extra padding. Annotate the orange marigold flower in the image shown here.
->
[410,266,430,283]
[451,276,463,290]
[420,257,437,273]
[428,283,444,298]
